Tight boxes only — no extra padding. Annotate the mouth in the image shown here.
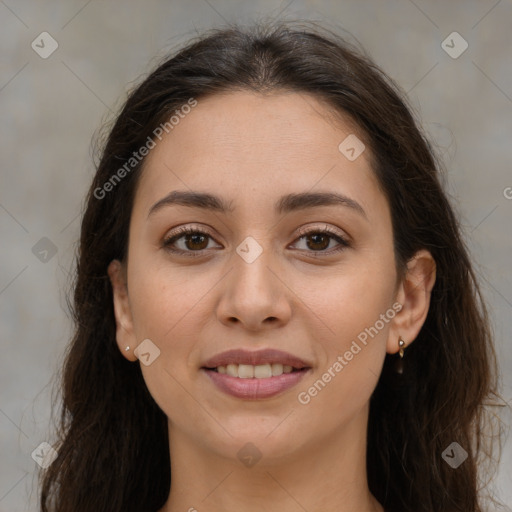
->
[203,363,307,378]
[201,348,311,372]
[200,348,312,399]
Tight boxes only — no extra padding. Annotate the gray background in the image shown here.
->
[1,1,511,510]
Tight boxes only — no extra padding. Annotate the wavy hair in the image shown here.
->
[39,21,504,512]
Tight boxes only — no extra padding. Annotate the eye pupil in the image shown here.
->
[186,233,208,250]
[307,233,329,251]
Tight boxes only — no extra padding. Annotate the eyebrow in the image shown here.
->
[147,190,367,220]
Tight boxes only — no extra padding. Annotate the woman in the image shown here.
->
[39,21,503,512]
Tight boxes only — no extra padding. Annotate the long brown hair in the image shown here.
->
[39,21,505,512]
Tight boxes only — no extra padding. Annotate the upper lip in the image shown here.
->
[202,349,311,369]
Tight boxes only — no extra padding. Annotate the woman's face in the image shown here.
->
[109,90,409,462]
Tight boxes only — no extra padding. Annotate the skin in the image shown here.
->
[108,90,436,512]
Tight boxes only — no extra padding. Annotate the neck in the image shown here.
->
[158,405,384,512]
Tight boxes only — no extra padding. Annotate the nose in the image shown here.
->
[216,243,292,332]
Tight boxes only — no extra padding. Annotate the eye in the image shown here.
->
[162,224,350,257]
[162,226,220,257]
[291,224,350,256]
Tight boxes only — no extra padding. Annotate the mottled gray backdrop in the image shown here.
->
[1,1,511,510]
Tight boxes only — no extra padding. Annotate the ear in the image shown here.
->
[107,259,138,362]
[387,249,436,354]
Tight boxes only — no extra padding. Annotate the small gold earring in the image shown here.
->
[395,337,405,374]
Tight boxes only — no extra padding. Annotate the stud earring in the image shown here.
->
[394,337,405,374]
[125,346,130,352]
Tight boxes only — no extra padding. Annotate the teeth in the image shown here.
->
[271,363,283,376]
[238,364,254,378]
[215,363,297,378]
[226,364,239,377]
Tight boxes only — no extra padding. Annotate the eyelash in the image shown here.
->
[162,225,350,258]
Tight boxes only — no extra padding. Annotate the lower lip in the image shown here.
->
[202,368,310,399]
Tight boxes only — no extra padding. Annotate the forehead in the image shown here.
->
[134,90,381,215]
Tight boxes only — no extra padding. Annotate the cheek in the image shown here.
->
[298,251,395,397]
[126,259,214,389]
[296,276,393,425]
[302,254,396,340]
[336,272,395,337]
[126,265,205,417]
[127,256,204,338]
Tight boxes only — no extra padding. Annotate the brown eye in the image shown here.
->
[293,226,350,255]
[304,233,331,251]
[181,233,209,250]
[162,225,350,258]
[162,227,220,256]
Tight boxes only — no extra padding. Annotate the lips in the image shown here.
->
[201,349,312,399]
[201,348,311,370]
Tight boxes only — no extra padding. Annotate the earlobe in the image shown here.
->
[107,259,138,361]
[386,249,436,354]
